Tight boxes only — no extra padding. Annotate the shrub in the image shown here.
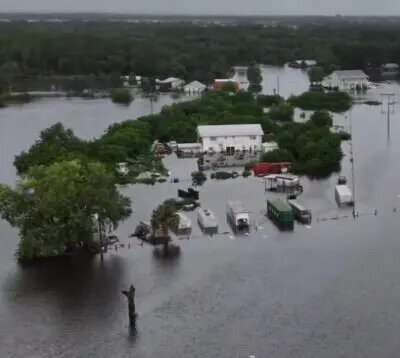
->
[310,110,333,127]
[111,88,133,104]
[261,149,293,163]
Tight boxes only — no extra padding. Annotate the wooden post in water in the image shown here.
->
[122,285,137,326]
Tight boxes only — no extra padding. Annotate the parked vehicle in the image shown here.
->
[178,188,199,200]
[253,162,290,177]
[287,199,312,224]
[335,185,353,207]
[264,174,303,194]
[267,199,294,231]
[227,201,250,234]
[197,208,218,235]
[337,176,347,185]
[173,212,192,236]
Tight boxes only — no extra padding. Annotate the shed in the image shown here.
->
[184,80,206,95]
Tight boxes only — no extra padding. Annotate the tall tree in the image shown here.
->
[0,159,131,261]
[151,199,179,255]
[247,64,263,92]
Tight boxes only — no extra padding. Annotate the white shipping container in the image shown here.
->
[335,185,353,207]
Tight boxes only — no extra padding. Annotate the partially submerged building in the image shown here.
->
[322,70,369,90]
[197,124,264,155]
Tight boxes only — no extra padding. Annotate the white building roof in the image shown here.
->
[184,80,206,89]
[382,63,399,69]
[197,124,264,138]
[157,77,184,84]
[333,70,368,79]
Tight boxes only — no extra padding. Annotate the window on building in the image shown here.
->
[250,135,256,140]
[210,137,216,141]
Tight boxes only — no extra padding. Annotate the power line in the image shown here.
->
[381,93,395,142]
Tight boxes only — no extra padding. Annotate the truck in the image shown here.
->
[253,162,290,177]
[267,199,294,231]
[287,199,312,224]
[335,185,353,207]
[227,201,250,234]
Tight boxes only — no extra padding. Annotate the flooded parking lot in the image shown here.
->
[2,68,400,357]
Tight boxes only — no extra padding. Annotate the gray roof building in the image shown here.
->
[197,124,264,138]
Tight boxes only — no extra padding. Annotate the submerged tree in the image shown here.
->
[151,199,179,255]
[248,63,263,92]
[0,159,131,261]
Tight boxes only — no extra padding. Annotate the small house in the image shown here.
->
[156,77,185,91]
[262,141,279,153]
[322,70,369,90]
[381,63,399,76]
[184,80,206,95]
[197,124,264,155]
[231,66,250,91]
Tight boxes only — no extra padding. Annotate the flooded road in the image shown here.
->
[2,70,400,357]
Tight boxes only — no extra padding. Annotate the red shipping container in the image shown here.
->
[214,79,239,91]
[253,162,290,177]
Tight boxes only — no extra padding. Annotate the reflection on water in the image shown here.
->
[3,69,400,357]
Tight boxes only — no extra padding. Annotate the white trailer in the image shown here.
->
[335,185,353,207]
[197,208,218,235]
[226,201,250,234]
[175,212,192,236]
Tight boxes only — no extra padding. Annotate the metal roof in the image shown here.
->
[268,199,292,212]
[184,80,206,89]
[227,201,250,214]
[333,70,368,79]
[197,124,264,138]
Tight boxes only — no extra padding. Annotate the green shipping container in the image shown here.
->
[267,199,294,231]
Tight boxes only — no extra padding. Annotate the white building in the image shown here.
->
[231,66,250,91]
[262,141,278,153]
[197,124,264,155]
[184,80,206,95]
[156,77,185,90]
[322,70,369,90]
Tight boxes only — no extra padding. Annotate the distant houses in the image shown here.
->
[381,63,399,77]
[322,70,369,90]
[156,77,185,91]
[184,80,206,95]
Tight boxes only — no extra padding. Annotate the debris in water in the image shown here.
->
[306,225,311,229]
[245,232,250,236]
[263,235,268,239]
[229,235,234,240]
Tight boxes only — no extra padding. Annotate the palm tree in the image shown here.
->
[151,200,180,255]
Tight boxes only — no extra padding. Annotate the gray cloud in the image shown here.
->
[0,0,398,16]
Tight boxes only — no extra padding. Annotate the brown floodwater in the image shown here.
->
[2,67,400,357]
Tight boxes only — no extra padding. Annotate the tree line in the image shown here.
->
[1,21,400,90]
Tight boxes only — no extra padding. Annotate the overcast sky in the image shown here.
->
[0,0,398,16]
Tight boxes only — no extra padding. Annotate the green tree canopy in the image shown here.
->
[0,159,131,261]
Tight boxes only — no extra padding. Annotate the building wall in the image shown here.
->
[201,135,263,153]
[323,73,369,90]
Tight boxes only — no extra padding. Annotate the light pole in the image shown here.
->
[94,213,103,260]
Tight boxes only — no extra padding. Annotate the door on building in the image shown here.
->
[226,146,235,156]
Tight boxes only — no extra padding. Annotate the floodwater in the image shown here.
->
[2,69,400,357]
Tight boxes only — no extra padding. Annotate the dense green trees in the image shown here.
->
[0,160,131,261]
[310,110,333,127]
[289,91,352,112]
[111,88,133,104]
[248,64,263,92]
[308,66,325,84]
[0,21,400,86]
[15,91,347,178]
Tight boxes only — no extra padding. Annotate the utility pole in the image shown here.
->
[349,109,356,219]
[381,93,395,142]
[277,76,280,95]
